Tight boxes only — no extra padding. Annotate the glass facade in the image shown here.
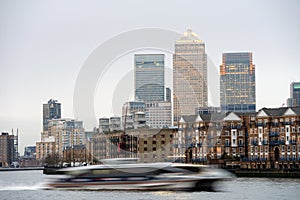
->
[43,99,61,131]
[173,29,208,124]
[287,82,300,107]
[134,54,165,102]
[220,52,256,112]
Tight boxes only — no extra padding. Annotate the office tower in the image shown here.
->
[43,99,61,131]
[220,52,256,112]
[173,29,207,124]
[134,54,165,102]
[146,101,172,128]
[287,82,300,107]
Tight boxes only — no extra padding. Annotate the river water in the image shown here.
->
[0,170,299,200]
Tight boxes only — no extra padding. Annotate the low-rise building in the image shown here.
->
[92,128,175,163]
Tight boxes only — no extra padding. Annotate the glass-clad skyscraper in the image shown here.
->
[134,54,165,102]
[287,82,300,107]
[220,52,256,112]
[43,99,61,131]
[173,29,207,124]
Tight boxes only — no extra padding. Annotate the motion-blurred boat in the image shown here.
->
[42,158,233,191]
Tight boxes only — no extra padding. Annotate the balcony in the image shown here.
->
[269,140,285,146]
[251,141,259,146]
[242,157,267,162]
[279,157,299,161]
[238,142,244,147]
[269,132,280,137]
[257,123,266,127]
[283,121,292,125]
[191,158,207,163]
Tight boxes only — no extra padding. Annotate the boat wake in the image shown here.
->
[0,183,43,191]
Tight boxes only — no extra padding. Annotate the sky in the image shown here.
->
[0,0,300,155]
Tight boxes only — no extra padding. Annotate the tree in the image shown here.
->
[44,153,62,167]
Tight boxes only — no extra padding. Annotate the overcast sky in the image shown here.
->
[1,0,300,154]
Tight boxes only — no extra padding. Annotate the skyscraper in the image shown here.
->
[173,29,207,124]
[43,99,61,131]
[287,82,300,107]
[134,54,165,102]
[220,52,256,112]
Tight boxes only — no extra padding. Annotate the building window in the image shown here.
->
[225,147,230,154]
[265,147,268,153]
[293,146,296,152]
[232,148,236,155]
[239,131,243,136]
[282,146,285,152]
[239,147,243,153]
[239,139,243,145]
[225,139,229,146]
[225,131,229,136]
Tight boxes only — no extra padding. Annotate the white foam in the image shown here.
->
[0,183,42,191]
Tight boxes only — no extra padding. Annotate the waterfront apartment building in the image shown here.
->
[92,128,175,163]
[173,29,208,125]
[287,82,300,107]
[134,54,165,102]
[0,132,16,167]
[43,99,61,132]
[173,107,300,169]
[37,119,85,159]
[52,119,85,157]
[246,107,300,169]
[36,139,55,160]
[220,52,256,113]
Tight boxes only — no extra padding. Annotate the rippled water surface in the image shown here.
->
[0,170,299,200]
